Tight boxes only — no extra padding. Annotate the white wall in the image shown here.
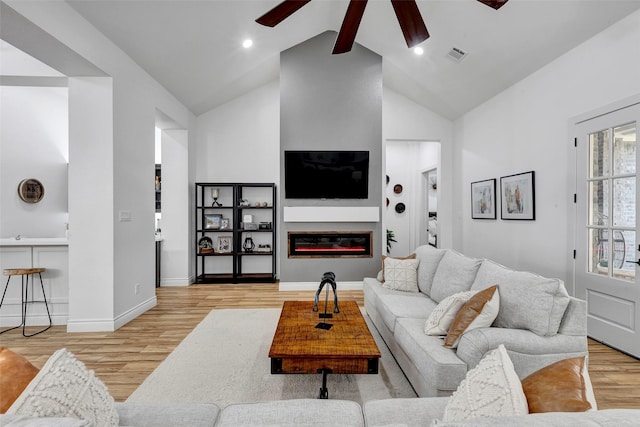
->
[7,1,196,331]
[0,86,68,238]
[454,9,640,285]
[383,89,453,251]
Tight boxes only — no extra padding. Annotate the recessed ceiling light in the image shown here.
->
[242,39,253,49]
[413,47,424,56]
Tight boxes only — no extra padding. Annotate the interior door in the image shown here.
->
[575,101,640,358]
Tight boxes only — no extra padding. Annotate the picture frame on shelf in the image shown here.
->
[217,235,232,253]
[471,178,496,219]
[500,171,535,220]
[204,214,222,229]
[220,218,230,230]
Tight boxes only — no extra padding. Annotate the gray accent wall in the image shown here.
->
[279,31,383,282]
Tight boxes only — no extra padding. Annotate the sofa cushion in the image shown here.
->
[444,286,499,349]
[0,347,39,413]
[216,399,363,426]
[394,318,468,393]
[377,293,436,333]
[430,251,482,303]
[471,260,570,336]
[363,397,449,427]
[431,409,640,427]
[6,349,118,426]
[414,245,447,296]
[382,256,420,292]
[425,290,477,336]
[115,402,220,427]
[442,344,528,422]
[521,357,595,413]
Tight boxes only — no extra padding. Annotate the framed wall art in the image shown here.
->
[500,171,535,220]
[471,178,496,219]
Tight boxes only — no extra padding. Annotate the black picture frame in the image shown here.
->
[471,178,496,219]
[500,171,535,220]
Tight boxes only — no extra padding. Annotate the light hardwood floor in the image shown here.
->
[1,284,639,409]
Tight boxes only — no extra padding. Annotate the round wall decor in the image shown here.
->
[395,202,406,213]
[393,184,403,194]
[17,179,45,203]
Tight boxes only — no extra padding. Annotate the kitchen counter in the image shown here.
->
[0,237,69,246]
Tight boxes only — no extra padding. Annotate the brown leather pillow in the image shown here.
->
[521,356,592,413]
[0,347,39,413]
[381,253,416,283]
[443,285,499,348]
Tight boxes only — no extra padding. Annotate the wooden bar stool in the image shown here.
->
[0,268,52,337]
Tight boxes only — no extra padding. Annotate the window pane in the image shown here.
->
[589,228,609,276]
[613,122,636,175]
[613,177,635,227]
[612,229,636,282]
[589,129,610,178]
[589,180,609,226]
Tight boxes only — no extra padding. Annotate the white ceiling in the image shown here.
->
[32,1,640,119]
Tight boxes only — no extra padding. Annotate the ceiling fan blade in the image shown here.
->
[476,0,509,10]
[332,0,368,54]
[256,0,312,27]
[390,0,429,49]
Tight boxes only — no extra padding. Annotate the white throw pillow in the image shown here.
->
[382,257,420,292]
[424,290,477,335]
[7,348,119,426]
[442,344,529,422]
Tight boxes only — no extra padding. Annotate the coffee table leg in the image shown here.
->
[317,368,332,399]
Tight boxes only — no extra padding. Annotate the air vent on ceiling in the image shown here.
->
[446,47,467,63]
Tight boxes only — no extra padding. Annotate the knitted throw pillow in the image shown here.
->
[7,348,119,426]
[442,344,529,422]
[424,290,477,335]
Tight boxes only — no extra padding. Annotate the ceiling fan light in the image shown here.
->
[242,39,253,49]
[414,46,424,55]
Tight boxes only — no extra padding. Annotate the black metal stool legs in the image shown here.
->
[0,271,52,337]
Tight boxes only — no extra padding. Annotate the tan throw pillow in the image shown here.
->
[0,347,40,413]
[521,356,595,413]
[442,344,529,421]
[443,285,499,348]
[7,348,119,426]
[381,256,420,293]
[424,290,477,335]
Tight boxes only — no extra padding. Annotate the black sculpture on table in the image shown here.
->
[313,272,339,330]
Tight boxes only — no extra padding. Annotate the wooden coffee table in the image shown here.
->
[269,300,381,399]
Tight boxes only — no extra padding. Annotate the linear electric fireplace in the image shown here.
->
[288,231,373,258]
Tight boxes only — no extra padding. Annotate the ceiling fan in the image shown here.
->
[256,0,509,54]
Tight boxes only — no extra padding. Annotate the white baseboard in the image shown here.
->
[66,295,157,332]
[0,314,67,327]
[279,281,363,291]
[160,276,192,286]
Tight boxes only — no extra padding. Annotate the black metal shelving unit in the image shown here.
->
[194,182,276,283]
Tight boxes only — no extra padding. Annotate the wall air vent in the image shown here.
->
[446,47,467,62]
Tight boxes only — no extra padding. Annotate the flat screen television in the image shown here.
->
[284,150,369,199]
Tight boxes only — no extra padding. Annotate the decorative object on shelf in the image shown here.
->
[155,175,161,191]
[393,184,403,194]
[313,272,340,330]
[220,218,230,230]
[257,244,272,253]
[471,178,497,220]
[262,201,269,207]
[198,236,214,254]
[243,234,255,253]
[239,199,250,207]
[500,171,535,220]
[217,236,232,253]
[17,179,45,203]
[205,214,222,229]
[243,214,253,223]
[211,188,222,207]
[395,202,406,213]
[259,222,272,230]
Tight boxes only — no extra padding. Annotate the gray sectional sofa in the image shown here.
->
[364,244,589,397]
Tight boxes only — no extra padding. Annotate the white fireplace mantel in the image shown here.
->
[283,206,379,223]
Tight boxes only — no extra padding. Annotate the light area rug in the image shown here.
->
[127,308,416,407]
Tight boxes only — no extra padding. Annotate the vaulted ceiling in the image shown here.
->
[45,1,640,119]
